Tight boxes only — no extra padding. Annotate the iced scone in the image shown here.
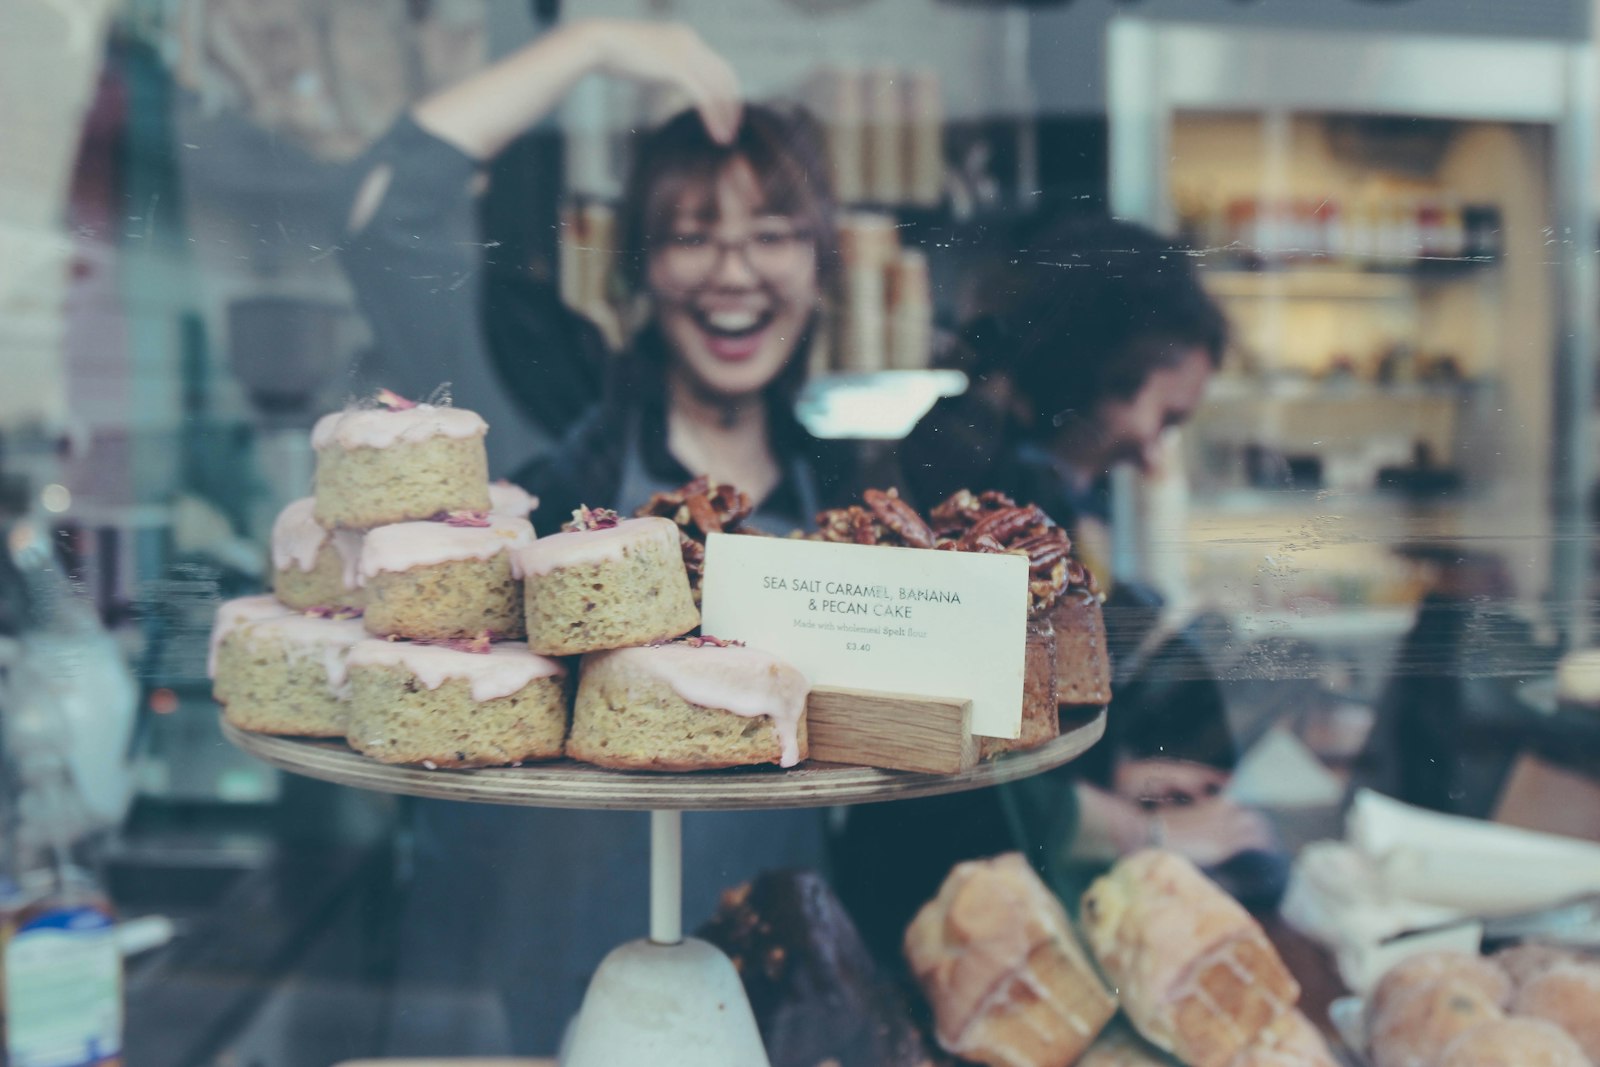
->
[212,613,367,737]
[360,515,535,641]
[312,395,490,528]
[568,639,809,771]
[345,639,568,767]
[209,595,299,704]
[271,497,365,611]
[517,509,698,656]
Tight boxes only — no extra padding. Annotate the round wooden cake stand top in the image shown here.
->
[222,709,1105,812]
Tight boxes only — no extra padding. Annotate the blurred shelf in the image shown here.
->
[1232,605,1416,642]
[1204,378,1479,402]
[1201,261,1495,301]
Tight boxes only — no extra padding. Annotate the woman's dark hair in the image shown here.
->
[610,103,838,428]
[970,217,1227,437]
[615,103,840,303]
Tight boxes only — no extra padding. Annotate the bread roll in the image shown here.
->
[1514,962,1600,1063]
[1493,944,1585,990]
[1369,978,1504,1067]
[1080,850,1299,1067]
[1437,1017,1591,1067]
[1370,951,1512,1023]
[905,853,1117,1067]
[1230,1010,1338,1067]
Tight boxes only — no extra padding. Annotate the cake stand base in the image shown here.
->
[561,938,770,1067]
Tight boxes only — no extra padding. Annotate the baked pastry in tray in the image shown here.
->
[1080,850,1300,1067]
[905,852,1117,1067]
[1436,1017,1591,1067]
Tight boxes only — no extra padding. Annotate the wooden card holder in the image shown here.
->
[804,685,976,775]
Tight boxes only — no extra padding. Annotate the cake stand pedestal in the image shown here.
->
[223,708,1105,1064]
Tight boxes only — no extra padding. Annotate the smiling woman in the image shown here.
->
[340,20,863,537]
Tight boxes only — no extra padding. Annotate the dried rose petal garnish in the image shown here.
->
[305,605,363,620]
[680,634,744,648]
[563,505,621,532]
[433,509,491,527]
[416,630,494,654]
[374,388,419,411]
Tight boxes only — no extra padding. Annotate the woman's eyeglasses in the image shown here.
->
[656,226,815,285]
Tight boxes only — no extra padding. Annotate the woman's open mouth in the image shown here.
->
[692,307,777,362]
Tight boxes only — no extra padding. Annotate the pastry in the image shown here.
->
[1368,951,1512,1024]
[1513,961,1600,1062]
[905,852,1117,1067]
[1436,1017,1591,1067]
[360,515,535,641]
[517,509,699,656]
[1230,1010,1338,1067]
[1491,943,1586,989]
[568,638,808,770]
[212,612,367,737]
[270,496,364,611]
[208,594,299,703]
[312,394,490,528]
[345,639,567,767]
[697,869,944,1067]
[1369,978,1505,1067]
[1080,850,1300,1067]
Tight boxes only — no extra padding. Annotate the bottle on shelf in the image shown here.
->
[0,738,123,1067]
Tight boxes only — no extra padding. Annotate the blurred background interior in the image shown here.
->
[4,0,1600,1064]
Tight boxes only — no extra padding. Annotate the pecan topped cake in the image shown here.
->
[809,488,1111,748]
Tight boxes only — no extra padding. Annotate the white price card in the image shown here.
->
[700,532,1028,739]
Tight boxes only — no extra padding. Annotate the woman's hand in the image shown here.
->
[412,19,742,162]
[1152,798,1276,869]
[576,20,742,145]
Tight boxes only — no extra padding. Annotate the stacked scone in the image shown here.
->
[214,394,811,774]
[212,394,568,767]
[518,505,811,771]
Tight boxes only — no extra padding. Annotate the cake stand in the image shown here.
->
[224,707,1105,1065]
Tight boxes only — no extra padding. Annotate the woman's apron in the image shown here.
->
[388,414,828,1057]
